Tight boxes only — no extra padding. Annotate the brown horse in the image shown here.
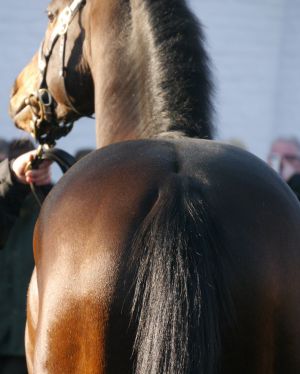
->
[9,0,300,373]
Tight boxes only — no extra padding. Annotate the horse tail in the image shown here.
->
[130,175,230,374]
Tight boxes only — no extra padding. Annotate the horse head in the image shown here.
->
[10,0,94,146]
[10,0,214,148]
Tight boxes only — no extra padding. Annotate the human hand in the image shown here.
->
[11,150,52,186]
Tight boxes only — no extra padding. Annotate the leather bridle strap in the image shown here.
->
[59,33,80,115]
[38,0,86,113]
[28,147,76,207]
[27,0,86,146]
[42,148,76,173]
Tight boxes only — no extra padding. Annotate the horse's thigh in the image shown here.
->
[33,253,114,374]
[25,268,39,374]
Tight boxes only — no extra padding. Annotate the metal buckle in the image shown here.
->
[37,89,52,107]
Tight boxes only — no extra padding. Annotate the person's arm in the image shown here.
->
[0,151,51,248]
[0,158,29,247]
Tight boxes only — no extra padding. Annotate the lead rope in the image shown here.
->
[25,146,46,208]
[26,146,76,207]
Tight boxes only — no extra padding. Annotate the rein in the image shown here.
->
[26,0,86,147]
[27,145,76,207]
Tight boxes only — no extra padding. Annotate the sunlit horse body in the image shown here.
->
[10,0,300,373]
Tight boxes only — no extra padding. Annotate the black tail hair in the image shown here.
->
[130,175,230,374]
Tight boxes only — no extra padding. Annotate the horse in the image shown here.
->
[9,0,300,373]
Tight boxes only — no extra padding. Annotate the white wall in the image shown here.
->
[190,0,300,159]
[273,0,300,137]
[0,0,299,163]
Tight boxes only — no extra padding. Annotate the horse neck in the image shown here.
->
[89,0,214,148]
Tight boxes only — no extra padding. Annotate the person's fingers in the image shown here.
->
[16,175,27,184]
[25,169,51,184]
[25,169,50,179]
[25,173,51,186]
[12,150,53,185]
[34,176,52,186]
[26,177,51,186]
[25,160,52,174]
[37,160,52,169]
[12,150,39,181]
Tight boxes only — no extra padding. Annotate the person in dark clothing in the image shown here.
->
[0,141,51,248]
[0,138,51,374]
[0,139,9,162]
[268,137,300,200]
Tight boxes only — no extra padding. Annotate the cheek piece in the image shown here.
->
[25,0,87,147]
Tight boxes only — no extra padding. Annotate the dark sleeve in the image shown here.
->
[287,174,300,201]
[0,159,30,249]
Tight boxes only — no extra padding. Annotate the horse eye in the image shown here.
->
[47,11,56,23]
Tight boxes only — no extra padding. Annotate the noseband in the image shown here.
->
[26,0,86,146]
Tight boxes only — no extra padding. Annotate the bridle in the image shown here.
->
[25,0,87,147]
[23,0,88,206]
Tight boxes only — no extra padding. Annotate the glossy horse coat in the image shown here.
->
[9,0,300,373]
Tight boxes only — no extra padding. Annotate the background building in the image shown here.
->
[1,0,299,162]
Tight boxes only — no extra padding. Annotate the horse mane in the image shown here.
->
[137,0,214,139]
[99,0,214,143]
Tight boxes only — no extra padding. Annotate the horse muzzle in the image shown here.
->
[10,89,58,143]
[9,98,35,133]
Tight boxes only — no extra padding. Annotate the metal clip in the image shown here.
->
[37,88,52,107]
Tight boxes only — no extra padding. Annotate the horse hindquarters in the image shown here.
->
[25,139,300,374]
[127,139,300,374]
[26,140,187,374]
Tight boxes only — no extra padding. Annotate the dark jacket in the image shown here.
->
[0,195,38,355]
[0,159,30,249]
[0,159,46,356]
